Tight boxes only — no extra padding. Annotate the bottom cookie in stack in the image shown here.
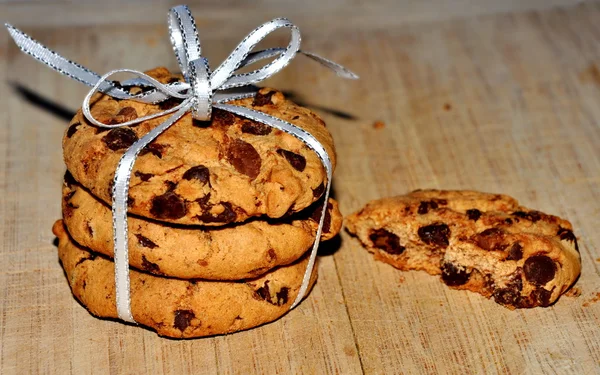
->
[54,221,318,338]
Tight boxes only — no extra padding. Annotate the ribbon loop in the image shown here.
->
[211,18,301,90]
[168,5,202,79]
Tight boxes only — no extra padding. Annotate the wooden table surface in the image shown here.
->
[1,1,600,374]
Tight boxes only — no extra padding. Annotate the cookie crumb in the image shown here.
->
[398,275,406,285]
[564,287,581,298]
[443,103,452,111]
[596,257,600,263]
[583,292,600,307]
[373,121,385,130]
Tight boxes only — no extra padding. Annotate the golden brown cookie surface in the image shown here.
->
[63,67,336,225]
[53,220,317,338]
[346,189,581,309]
[62,176,341,279]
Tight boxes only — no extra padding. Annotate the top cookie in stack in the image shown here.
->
[63,67,336,225]
[55,67,342,338]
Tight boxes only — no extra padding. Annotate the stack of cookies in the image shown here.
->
[52,67,342,338]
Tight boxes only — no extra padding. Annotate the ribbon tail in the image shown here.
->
[214,103,332,309]
[237,48,358,80]
[4,24,133,99]
[112,100,193,323]
[300,51,359,79]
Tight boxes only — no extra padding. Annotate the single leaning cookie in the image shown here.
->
[53,220,317,338]
[63,67,336,226]
[346,190,581,309]
[62,174,342,279]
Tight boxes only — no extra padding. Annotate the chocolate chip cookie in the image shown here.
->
[63,67,336,225]
[53,220,317,338]
[346,190,581,309]
[62,174,341,280]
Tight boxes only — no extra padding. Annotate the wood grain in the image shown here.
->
[1,2,600,374]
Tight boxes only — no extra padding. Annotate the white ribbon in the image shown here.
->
[6,4,357,324]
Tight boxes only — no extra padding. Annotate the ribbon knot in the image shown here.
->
[5,4,357,325]
[188,57,212,120]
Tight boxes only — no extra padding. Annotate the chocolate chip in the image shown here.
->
[102,127,139,151]
[276,287,289,305]
[267,249,277,261]
[64,171,77,187]
[150,191,187,219]
[107,107,138,125]
[134,171,154,182]
[323,203,332,233]
[512,211,542,222]
[173,309,195,331]
[441,262,471,286]
[114,107,138,123]
[196,193,211,210]
[226,139,261,179]
[163,181,177,192]
[212,108,237,125]
[252,90,275,106]
[182,165,210,184]
[310,201,333,233]
[277,149,306,172]
[127,195,135,207]
[254,281,288,306]
[466,209,482,221]
[369,228,405,255]
[196,202,237,223]
[292,115,300,120]
[558,227,579,252]
[312,183,325,198]
[493,269,524,306]
[531,287,553,306]
[418,200,439,214]
[135,234,158,249]
[493,288,521,306]
[141,255,161,273]
[139,143,165,158]
[524,255,556,286]
[255,281,272,303]
[475,228,507,251]
[505,218,513,225]
[66,122,81,138]
[506,243,523,261]
[418,223,450,248]
[158,97,184,110]
[241,119,272,135]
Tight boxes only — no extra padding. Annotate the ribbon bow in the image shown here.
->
[6,5,357,324]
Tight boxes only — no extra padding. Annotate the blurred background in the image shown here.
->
[0,0,586,29]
